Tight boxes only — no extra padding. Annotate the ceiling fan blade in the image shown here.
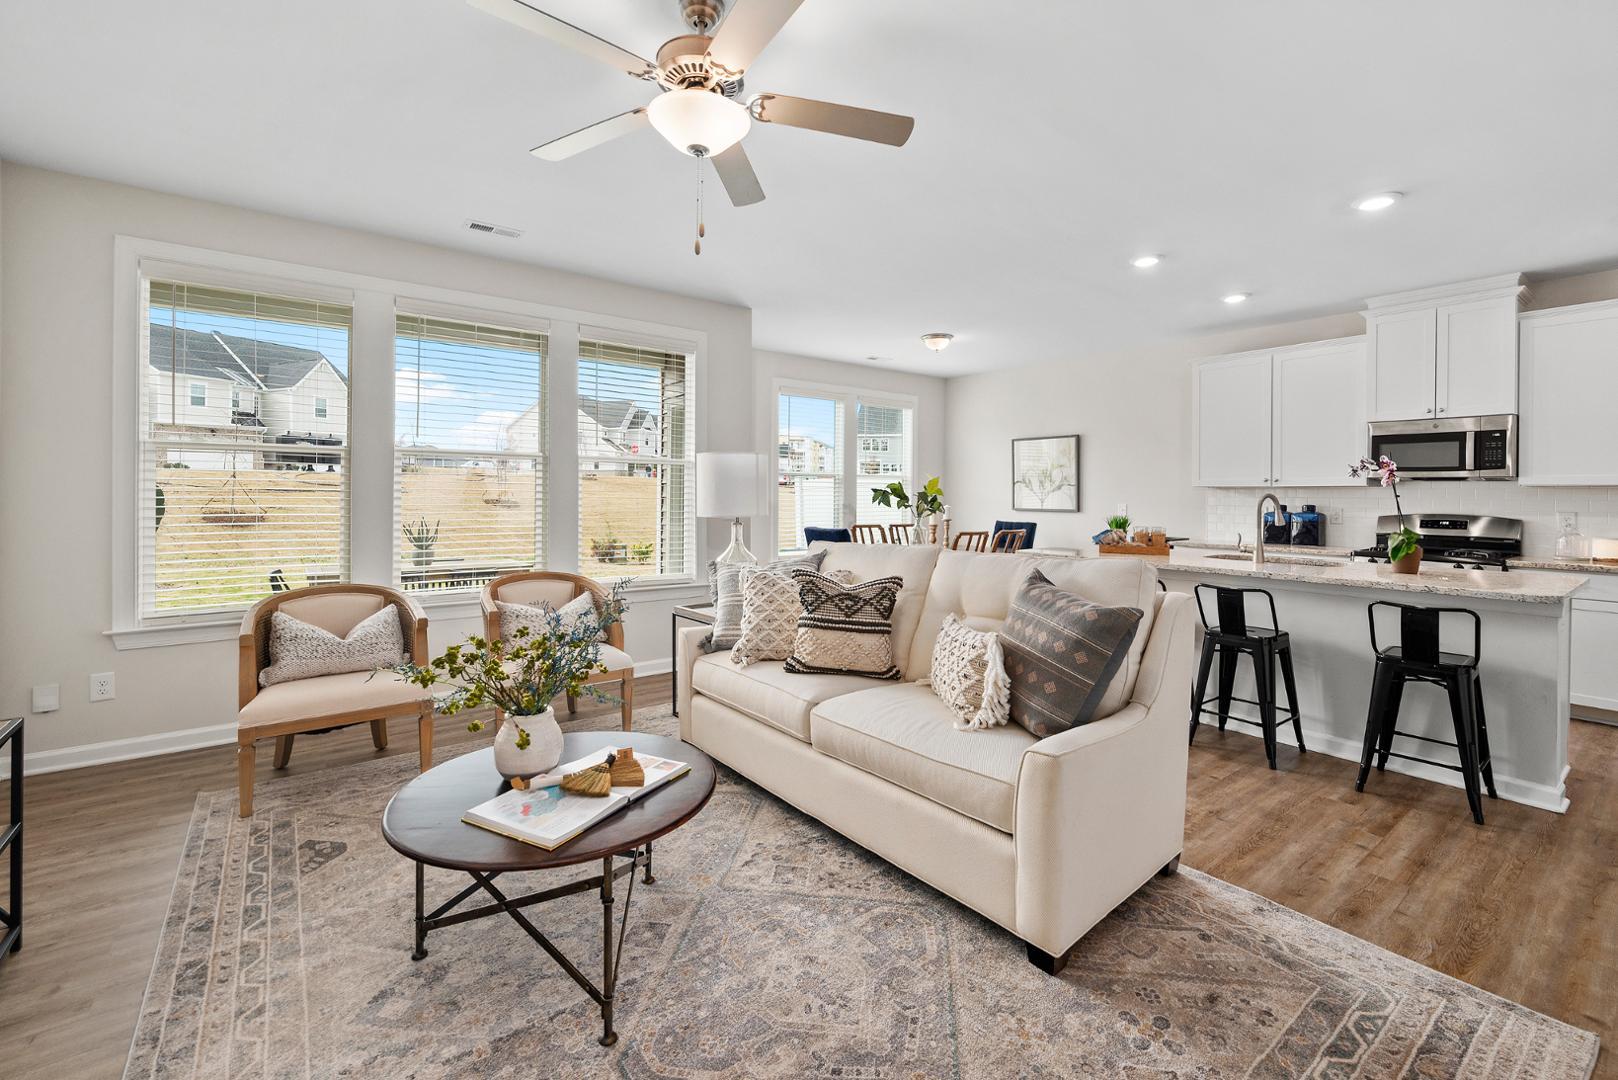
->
[711,143,766,206]
[466,0,655,80]
[530,108,649,161]
[705,0,807,78]
[751,93,914,146]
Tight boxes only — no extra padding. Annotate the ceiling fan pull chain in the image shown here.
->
[694,155,705,255]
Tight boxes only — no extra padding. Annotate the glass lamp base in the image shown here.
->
[714,517,756,567]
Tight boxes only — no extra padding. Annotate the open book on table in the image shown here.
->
[462,747,690,851]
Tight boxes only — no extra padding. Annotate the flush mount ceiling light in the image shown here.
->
[1222,293,1251,305]
[1131,254,1162,269]
[646,87,751,157]
[1352,191,1403,213]
[921,333,955,351]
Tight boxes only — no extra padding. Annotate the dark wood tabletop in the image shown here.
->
[382,732,716,873]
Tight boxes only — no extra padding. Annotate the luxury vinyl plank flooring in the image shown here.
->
[0,678,1612,1078]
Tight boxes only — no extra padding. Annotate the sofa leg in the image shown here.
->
[1026,941,1074,976]
[1159,853,1181,876]
[237,742,255,818]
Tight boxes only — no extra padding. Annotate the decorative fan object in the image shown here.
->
[468,0,915,250]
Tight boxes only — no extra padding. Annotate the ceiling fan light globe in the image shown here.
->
[647,88,750,157]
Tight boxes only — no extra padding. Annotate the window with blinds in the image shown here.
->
[577,336,694,580]
[776,392,845,552]
[855,399,915,526]
[395,313,547,593]
[142,281,352,618]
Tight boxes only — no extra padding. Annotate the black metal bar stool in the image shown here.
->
[1356,601,1498,824]
[1188,584,1305,769]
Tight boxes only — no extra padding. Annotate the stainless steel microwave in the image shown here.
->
[1366,414,1517,480]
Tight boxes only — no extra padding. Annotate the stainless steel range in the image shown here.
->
[1351,514,1523,571]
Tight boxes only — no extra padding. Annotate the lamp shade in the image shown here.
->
[696,452,766,518]
[647,88,751,157]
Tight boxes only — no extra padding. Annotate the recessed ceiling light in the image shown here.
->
[1352,191,1402,213]
[1222,293,1251,305]
[1131,254,1162,269]
[920,333,954,352]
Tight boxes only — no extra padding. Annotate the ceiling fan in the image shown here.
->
[467,0,915,217]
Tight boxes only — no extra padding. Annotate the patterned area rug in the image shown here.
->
[125,705,1598,1079]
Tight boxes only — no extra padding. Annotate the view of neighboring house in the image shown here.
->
[502,397,661,474]
[857,403,910,476]
[778,433,836,474]
[146,322,348,469]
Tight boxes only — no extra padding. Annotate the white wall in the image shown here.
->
[0,162,755,765]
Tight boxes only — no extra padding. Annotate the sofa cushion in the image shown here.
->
[707,550,827,651]
[733,566,854,666]
[926,613,1011,730]
[785,569,903,679]
[240,670,430,730]
[811,541,942,679]
[689,654,876,742]
[809,682,1035,833]
[907,550,1159,720]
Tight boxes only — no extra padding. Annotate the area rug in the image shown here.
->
[125,704,1599,1079]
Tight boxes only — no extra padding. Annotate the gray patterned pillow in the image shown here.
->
[497,592,605,643]
[705,550,827,652]
[731,566,854,667]
[783,568,903,680]
[925,613,1011,730]
[1001,568,1143,737]
[259,607,405,687]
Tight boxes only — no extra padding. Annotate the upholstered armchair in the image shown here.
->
[481,570,635,731]
[237,584,433,817]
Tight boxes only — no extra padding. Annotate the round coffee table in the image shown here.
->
[382,731,716,1047]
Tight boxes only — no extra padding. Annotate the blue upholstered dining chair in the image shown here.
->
[804,526,853,544]
[993,520,1037,550]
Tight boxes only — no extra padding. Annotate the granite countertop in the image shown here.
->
[1139,550,1586,603]
[1507,557,1618,576]
[1171,539,1359,558]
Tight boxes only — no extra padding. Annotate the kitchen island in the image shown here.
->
[1145,549,1586,813]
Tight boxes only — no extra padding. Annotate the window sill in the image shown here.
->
[106,620,240,651]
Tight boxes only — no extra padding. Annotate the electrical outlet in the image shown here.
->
[1559,511,1579,532]
[1329,507,1344,525]
[32,684,59,713]
[1115,502,1128,517]
[90,672,116,702]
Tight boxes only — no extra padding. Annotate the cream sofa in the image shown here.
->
[675,542,1195,973]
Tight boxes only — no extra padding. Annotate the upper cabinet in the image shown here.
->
[1519,298,1618,485]
[1364,274,1527,421]
[1193,337,1366,488]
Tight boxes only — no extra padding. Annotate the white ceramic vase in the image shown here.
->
[493,708,563,780]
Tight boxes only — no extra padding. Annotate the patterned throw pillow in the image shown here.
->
[731,567,854,667]
[705,550,827,652]
[1000,568,1143,737]
[783,569,904,680]
[497,591,606,644]
[925,613,1012,730]
[259,607,405,687]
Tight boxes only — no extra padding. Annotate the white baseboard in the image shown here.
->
[634,657,672,677]
[0,721,237,781]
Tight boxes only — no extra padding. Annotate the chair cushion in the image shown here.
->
[259,607,405,687]
[784,569,903,680]
[275,592,387,637]
[594,643,633,673]
[690,654,876,742]
[240,670,431,730]
[809,682,1036,833]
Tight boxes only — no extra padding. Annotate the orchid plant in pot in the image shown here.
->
[1351,455,1423,573]
[393,581,628,780]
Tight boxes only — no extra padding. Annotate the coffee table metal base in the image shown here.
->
[409,842,654,1047]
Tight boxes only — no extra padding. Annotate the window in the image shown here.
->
[854,399,914,527]
[142,281,351,618]
[314,397,328,419]
[577,336,694,581]
[395,313,547,593]
[776,392,844,552]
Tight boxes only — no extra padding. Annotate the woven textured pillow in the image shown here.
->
[259,607,405,687]
[731,566,854,667]
[783,568,904,680]
[497,591,605,644]
[1001,568,1143,737]
[925,613,1012,730]
[705,550,827,652]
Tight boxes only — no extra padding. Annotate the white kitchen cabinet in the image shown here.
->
[1193,351,1272,486]
[1364,274,1527,421]
[1272,339,1367,486]
[1518,298,1618,485]
[1367,307,1436,420]
[1438,296,1519,417]
[1572,598,1618,716]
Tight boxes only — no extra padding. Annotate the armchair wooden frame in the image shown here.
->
[237,583,432,818]
[482,570,635,732]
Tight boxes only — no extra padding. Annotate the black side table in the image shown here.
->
[0,717,21,967]
[670,603,715,717]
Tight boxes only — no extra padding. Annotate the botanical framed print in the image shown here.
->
[1012,435,1080,512]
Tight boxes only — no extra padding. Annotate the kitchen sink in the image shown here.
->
[1201,553,1342,567]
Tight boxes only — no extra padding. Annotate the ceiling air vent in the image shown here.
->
[463,219,523,239]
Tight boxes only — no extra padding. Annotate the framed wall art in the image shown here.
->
[1011,435,1080,512]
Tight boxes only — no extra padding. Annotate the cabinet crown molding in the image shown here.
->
[1364,273,1529,316]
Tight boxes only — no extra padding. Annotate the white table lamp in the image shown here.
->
[697,452,766,568]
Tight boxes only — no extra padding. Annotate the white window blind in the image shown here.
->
[395,313,548,594]
[777,391,845,553]
[142,280,352,619]
[855,399,915,526]
[577,336,694,581]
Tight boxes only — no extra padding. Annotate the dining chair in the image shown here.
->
[887,523,914,544]
[851,524,889,544]
[952,530,989,552]
[990,528,1028,552]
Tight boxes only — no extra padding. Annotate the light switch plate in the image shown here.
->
[90,672,116,702]
[1559,511,1578,532]
[32,684,59,713]
[1115,502,1128,517]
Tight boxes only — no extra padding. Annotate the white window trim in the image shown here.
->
[767,377,919,558]
[108,235,709,649]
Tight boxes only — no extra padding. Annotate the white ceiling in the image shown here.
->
[3,0,1617,376]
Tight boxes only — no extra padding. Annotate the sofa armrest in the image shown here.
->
[1011,591,1194,956]
[675,625,712,741]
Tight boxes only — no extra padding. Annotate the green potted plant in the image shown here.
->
[1351,455,1422,573]
[1104,513,1131,545]
[870,477,945,542]
[402,518,439,568]
[393,581,628,779]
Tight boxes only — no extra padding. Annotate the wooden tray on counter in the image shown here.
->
[1099,532,1171,556]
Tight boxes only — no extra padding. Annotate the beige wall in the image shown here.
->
[0,162,757,764]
